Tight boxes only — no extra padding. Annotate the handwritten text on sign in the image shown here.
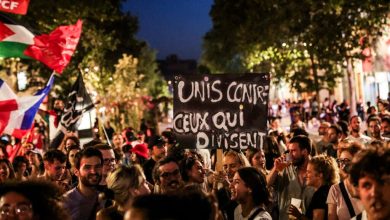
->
[173,74,270,149]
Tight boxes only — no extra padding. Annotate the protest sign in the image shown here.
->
[173,73,270,149]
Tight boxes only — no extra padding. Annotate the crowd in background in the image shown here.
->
[0,95,389,220]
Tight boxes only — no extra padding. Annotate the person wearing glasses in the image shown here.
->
[327,143,364,220]
[152,156,183,194]
[0,180,70,220]
[93,144,116,186]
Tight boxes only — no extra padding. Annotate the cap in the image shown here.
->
[131,144,149,159]
[147,135,165,149]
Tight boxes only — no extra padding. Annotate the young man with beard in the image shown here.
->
[315,122,330,154]
[350,148,390,220]
[346,115,372,146]
[143,136,167,185]
[267,135,316,220]
[381,116,390,138]
[324,124,343,158]
[63,147,103,220]
[152,156,183,194]
[367,116,390,142]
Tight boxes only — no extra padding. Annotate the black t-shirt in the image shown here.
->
[305,185,331,220]
[143,158,156,185]
[216,187,238,220]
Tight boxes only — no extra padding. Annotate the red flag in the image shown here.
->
[24,20,83,73]
[0,0,30,15]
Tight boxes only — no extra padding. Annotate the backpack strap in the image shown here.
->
[248,207,265,220]
[339,181,356,218]
[356,212,362,220]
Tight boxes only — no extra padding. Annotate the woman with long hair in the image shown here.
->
[327,144,364,220]
[0,159,15,183]
[246,148,267,175]
[230,167,272,220]
[180,155,206,188]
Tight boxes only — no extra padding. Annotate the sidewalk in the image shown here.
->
[278,112,321,142]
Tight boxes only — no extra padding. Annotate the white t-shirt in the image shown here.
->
[351,210,368,220]
[345,134,371,146]
[233,205,272,220]
[326,180,364,219]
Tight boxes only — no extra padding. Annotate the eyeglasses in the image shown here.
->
[103,158,116,165]
[0,203,32,216]
[336,158,351,165]
[160,169,180,178]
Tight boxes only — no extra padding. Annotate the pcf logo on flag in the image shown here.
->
[0,0,30,15]
[0,0,19,10]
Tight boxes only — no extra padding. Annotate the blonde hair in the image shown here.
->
[309,155,340,186]
[106,165,145,205]
[223,150,251,167]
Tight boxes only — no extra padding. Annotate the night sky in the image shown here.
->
[122,0,213,60]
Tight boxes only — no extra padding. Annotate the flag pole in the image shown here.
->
[79,69,112,147]
[96,114,112,147]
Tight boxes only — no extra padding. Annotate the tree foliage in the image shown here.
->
[201,0,389,94]
[0,0,168,128]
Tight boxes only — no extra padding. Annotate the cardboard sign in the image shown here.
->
[0,0,30,15]
[173,73,270,149]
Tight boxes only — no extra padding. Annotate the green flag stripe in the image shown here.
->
[0,42,30,59]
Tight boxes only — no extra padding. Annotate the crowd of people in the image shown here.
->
[0,97,389,220]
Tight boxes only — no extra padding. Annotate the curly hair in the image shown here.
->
[350,148,390,187]
[0,180,70,220]
[309,155,340,186]
[338,142,362,157]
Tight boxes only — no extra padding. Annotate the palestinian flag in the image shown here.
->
[0,14,82,73]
